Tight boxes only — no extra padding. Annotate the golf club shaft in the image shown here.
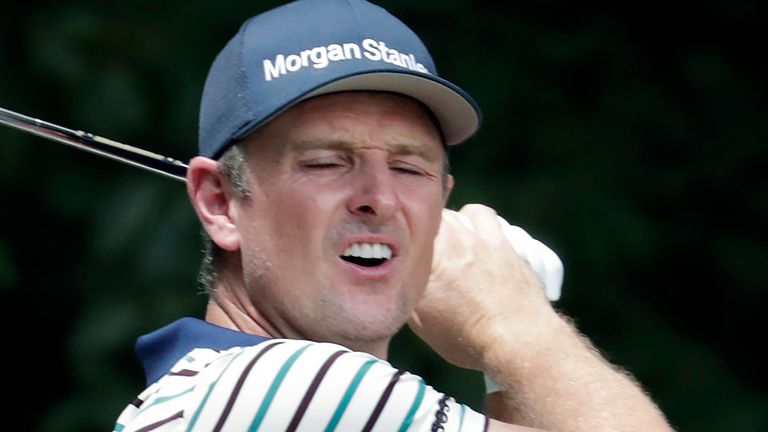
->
[0,106,188,182]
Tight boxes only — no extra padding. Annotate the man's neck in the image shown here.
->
[204,298,275,338]
[206,269,393,359]
[206,298,391,359]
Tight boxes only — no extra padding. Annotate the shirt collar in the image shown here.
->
[136,317,270,385]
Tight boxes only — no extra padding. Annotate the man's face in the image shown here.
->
[231,92,451,353]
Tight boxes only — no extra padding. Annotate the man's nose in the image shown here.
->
[347,162,400,221]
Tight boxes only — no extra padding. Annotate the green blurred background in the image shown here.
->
[1,1,766,430]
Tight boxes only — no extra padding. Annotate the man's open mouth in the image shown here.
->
[341,243,393,267]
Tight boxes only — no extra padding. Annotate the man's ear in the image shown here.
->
[442,174,454,205]
[186,156,241,251]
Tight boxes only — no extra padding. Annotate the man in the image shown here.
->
[114,0,673,431]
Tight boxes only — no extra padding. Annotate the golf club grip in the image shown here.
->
[0,107,188,182]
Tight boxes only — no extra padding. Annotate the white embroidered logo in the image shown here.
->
[263,38,430,81]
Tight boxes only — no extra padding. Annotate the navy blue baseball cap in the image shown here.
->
[199,0,482,159]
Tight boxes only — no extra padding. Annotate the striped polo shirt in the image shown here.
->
[113,318,488,432]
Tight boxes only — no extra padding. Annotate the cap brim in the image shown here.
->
[301,71,481,146]
[230,70,482,151]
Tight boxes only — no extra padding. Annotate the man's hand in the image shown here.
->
[408,204,559,370]
[408,204,673,431]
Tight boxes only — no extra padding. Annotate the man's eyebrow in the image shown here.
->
[292,139,440,162]
[292,139,355,152]
[386,142,440,162]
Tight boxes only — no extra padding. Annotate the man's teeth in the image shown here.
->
[343,243,393,260]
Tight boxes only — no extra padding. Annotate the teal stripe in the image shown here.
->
[398,379,426,432]
[459,404,466,431]
[113,423,124,432]
[186,351,246,432]
[142,386,195,410]
[249,344,312,432]
[324,359,377,432]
